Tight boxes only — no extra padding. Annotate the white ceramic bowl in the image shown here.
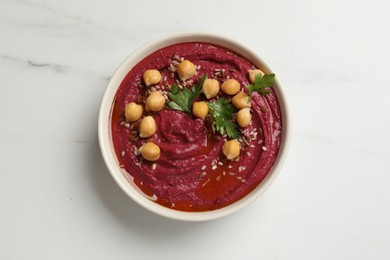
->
[98,32,290,221]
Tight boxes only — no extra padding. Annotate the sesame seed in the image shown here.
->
[258,139,263,144]
[201,165,206,170]
[228,172,235,176]
[237,176,242,180]
[218,162,223,166]
[262,146,267,151]
[150,87,156,92]
[216,176,221,181]
[121,151,125,157]
[151,163,157,170]
[124,123,130,128]
[120,121,125,126]
[163,76,167,81]
[250,145,255,148]
[223,171,226,176]
[200,172,207,177]
[228,165,232,169]
[241,179,246,183]
[247,152,252,156]
[239,166,246,172]
[212,165,217,170]
[258,128,263,137]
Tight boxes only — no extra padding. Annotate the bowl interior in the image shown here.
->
[98,32,290,221]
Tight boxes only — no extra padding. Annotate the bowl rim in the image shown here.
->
[98,31,291,221]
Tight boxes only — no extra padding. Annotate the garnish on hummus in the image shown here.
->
[111,42,282,211]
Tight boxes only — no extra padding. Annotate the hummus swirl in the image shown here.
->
[111,42,282,211]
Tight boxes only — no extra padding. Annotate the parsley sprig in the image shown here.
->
[246,73,275,101]
[168,75,206,113]
[167,73,275,140]
[167,75,239,139]
[207,98,239,139]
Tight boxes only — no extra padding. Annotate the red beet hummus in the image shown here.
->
[111,42,282,212]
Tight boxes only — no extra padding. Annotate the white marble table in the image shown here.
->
[1,0,389,259]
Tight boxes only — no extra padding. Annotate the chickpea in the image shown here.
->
[202,78,220,99]
[139,142,160,161]
[145,91,166,112]
[143,69,162,86]
[124,102,143,122]
[248,69,264,83]
[192,101,209,120]
[236,108,252,128]
[177,60,196,81]
[222,139,241,160]
[139,116,156,138]
[232,92,251,109]
[221,79,240,95]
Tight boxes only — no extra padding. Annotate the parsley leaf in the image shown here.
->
[170,83,179,94]
[246,73,275,101]
[168,75,206,113]
[207,98,239,139]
